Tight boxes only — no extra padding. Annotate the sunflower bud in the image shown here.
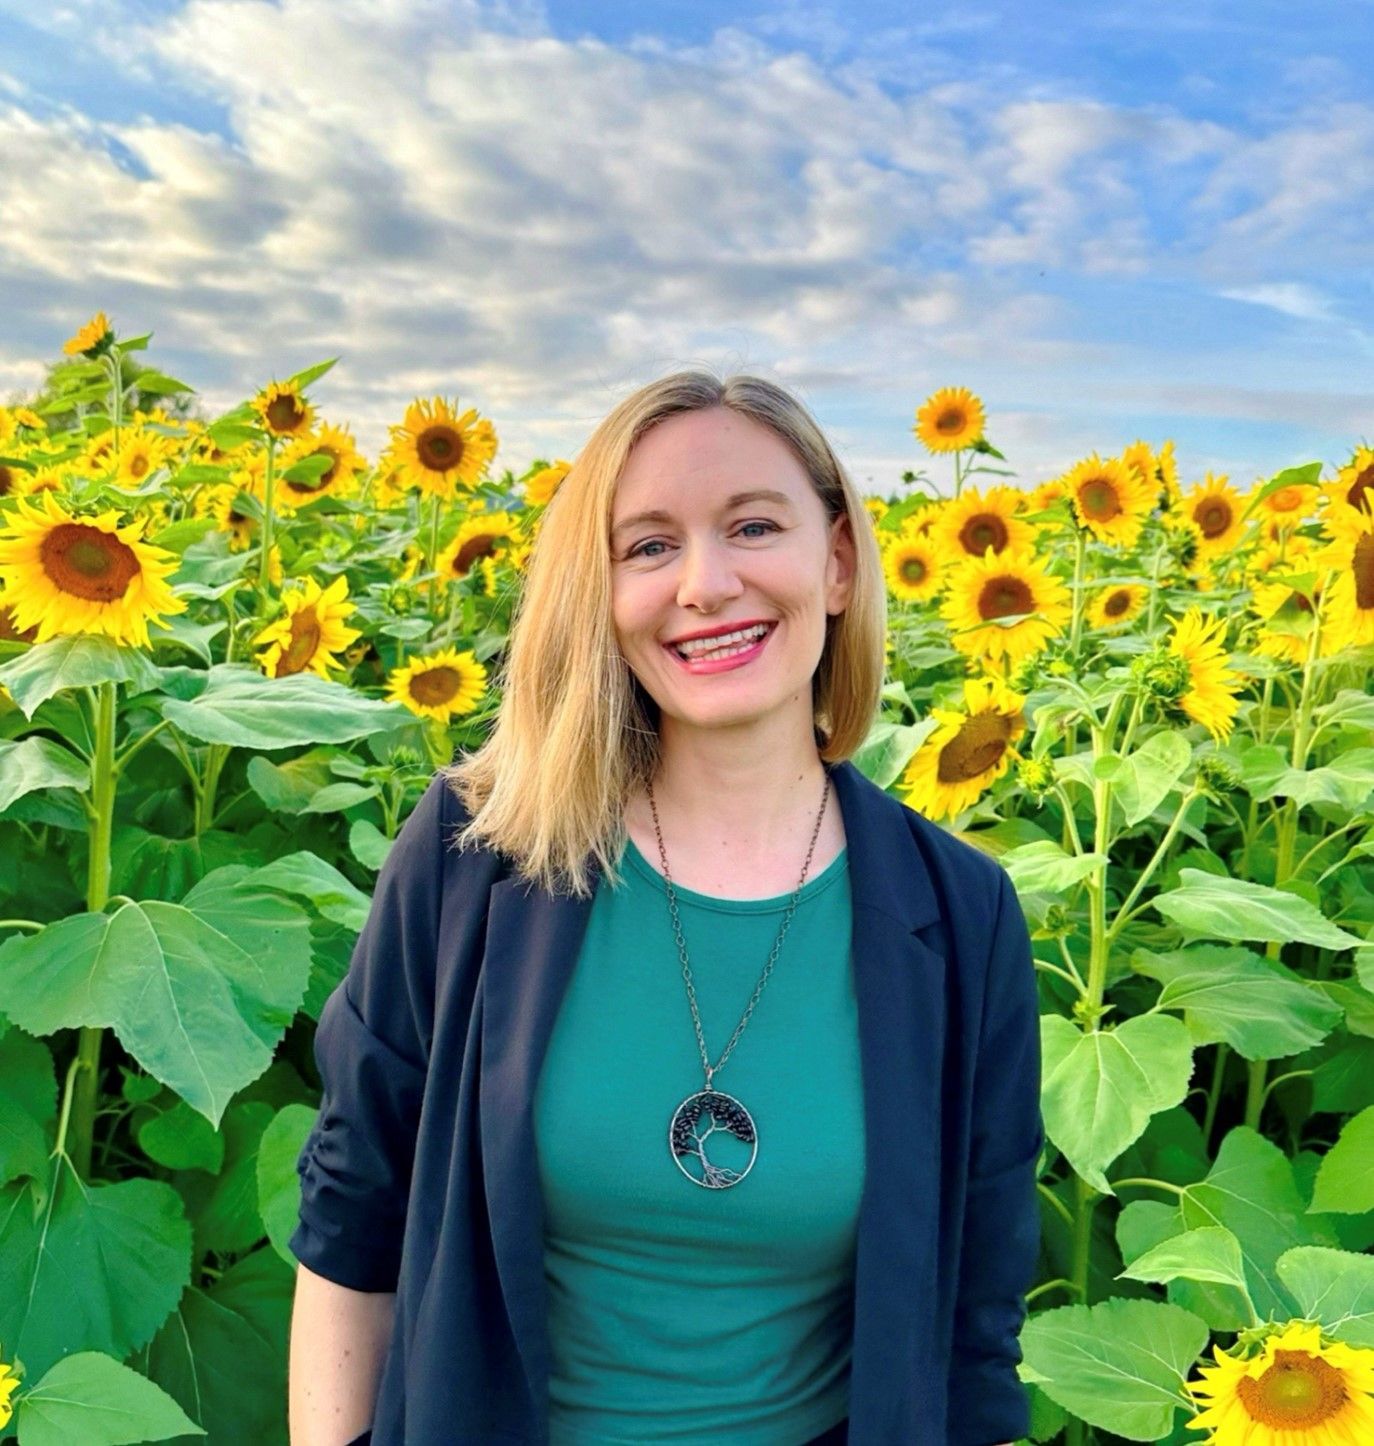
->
[1008,655,1042,692]
[1016,755,1056,799]
[1196,753,1241,797]
[1131,646,1191,702]
[1040,903,1071,937]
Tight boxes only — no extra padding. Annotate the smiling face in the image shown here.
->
[609,406,855,748]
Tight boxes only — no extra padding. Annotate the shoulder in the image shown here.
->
[379,771,509,897]
[887,783,1010,904]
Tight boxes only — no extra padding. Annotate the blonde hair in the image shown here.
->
[443,370,887,897]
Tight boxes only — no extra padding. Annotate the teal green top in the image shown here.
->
[533,835,864,1445]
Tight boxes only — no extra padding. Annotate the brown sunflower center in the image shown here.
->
[935,407,968,436]
[1103,588,1132,617]
[40,523,140,602]
[128,452,151,479]
[900,554,929,585]
[276,607,322,676]
[0,465,14,496]
[1194,498,1233,538]
[452,533,498,575]
[959,513,1009,556]
[409,665,461,706]
[978,574,1033,621]
[1354,533,1374,611]
[417,424,464,473]
[1079,477,1122,522]
[1348,464,1374,515]
[1235,1349,1346,1429]
[265,392,307,433]
[937,712,1014,783]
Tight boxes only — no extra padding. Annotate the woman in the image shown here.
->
[288,373,1043,1446]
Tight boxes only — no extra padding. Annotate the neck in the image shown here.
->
[647,713,831,851]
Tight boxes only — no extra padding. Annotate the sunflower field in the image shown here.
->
[0,319,1372,1446]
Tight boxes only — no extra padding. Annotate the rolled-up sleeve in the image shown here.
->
[948,868,1045,1446]
[289,774,450,1293]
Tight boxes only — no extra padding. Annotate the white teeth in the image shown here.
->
[672,623,769,658]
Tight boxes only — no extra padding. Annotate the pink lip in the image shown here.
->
[664,618,774,646]
[663,622,775,674]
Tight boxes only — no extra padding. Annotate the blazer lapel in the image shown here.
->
[480,867,598,1423]
[477,758,947,1435]
[830,758,949,1439]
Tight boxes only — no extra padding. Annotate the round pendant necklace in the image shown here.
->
[648,766,833,1189]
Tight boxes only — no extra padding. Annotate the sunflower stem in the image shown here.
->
[426,494,442,615]
[1067,527,1087,661]
[258,436,278,592]
[69,679,117,1181]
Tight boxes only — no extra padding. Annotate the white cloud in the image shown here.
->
[0,0,1367,487]
[1217,283,1340,325]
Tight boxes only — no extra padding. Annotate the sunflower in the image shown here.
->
[1182,473,1247,560]
[1166,607,1243,740]
[254,575,361,678]
[933,485,1035,562]
[524,459,572,507]
[0,1350,19,1430]
[1252,582,1325,666]
[882,534,943,603]
[0,492,186,648]
[386,647,488,722]
[252,379,315,440]
[1319,445,1374,541]
[899,675,1027,822]
[0,460,27,501]
[390,397,498,498]
[1154,440,1181,508]
[1062,452,1156,549]
[1256,479,1317,531]
[940,546,1072,666]
[13,406,44,432]
[861,495,889,531]
[1025,475,1071,518]
[1087,582,1147,629]
[435,511,521,582]
[63,311,113,356]
[914,386,985,454]
[1315,512,1374,654]
[1184,1319,1374,1444]
[114,431,174,489]
[275,424,365,510]
[203,482,259,551]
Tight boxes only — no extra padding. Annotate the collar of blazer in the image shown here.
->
[476,755,950,1424]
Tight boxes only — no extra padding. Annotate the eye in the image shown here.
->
[624,520,779,560]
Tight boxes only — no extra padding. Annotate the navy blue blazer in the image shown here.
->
[291,757,1044,1445]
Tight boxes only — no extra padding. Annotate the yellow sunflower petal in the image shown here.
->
[914,385,985,454]
[0,492,186,648]
[385,647,488,722]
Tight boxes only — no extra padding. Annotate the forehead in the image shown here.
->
[613,407,812,513]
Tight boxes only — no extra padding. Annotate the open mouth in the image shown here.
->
[663,620,776,668]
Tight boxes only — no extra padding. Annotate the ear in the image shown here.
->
[825,511,858,617]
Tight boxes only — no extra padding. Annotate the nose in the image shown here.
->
[675,536,745,614]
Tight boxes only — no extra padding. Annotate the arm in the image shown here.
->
[288,1264,394,1445]
[288,775,452,1428]
[947,869,1044,1446]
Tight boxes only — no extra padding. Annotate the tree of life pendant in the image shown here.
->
[669,1088,758,1188]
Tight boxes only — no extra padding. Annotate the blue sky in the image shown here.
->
[1,0,1371,492]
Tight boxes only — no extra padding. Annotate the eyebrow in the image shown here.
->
[611,489,796,540]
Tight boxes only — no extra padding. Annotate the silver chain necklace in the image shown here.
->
[648,766,832,1189]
